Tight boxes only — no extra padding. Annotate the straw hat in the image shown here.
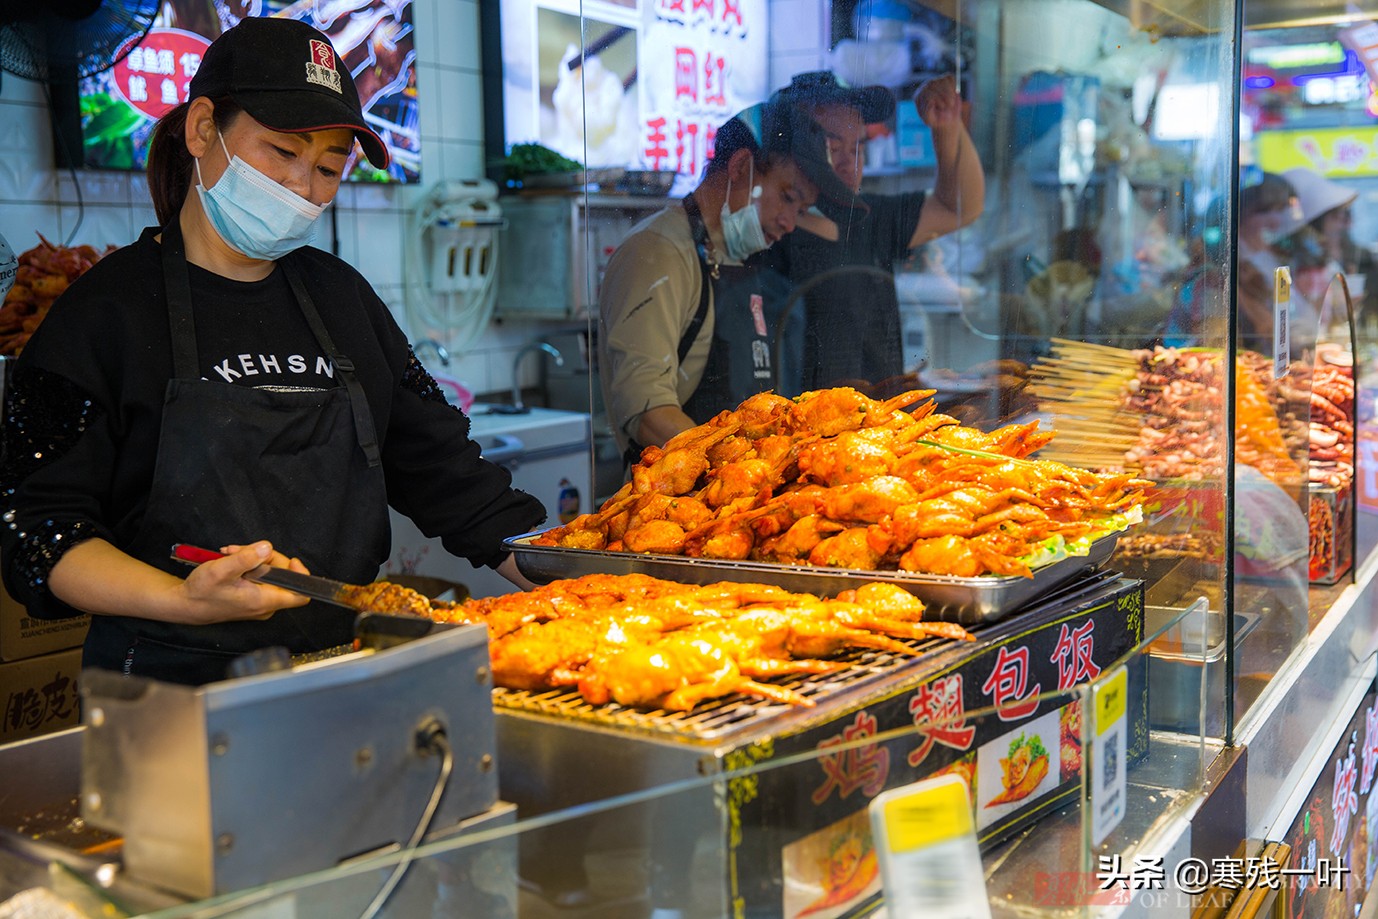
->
[1281,167,1358,234]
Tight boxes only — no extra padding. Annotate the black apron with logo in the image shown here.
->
[82,220,390,685]
[679,194,791,425]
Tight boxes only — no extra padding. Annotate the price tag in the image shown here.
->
[1274,266,1292,380]
[1091,666,1129,845]
[869,774,992,919]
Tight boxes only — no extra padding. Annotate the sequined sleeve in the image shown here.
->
[399,348,452,406]
[1,365,112,595]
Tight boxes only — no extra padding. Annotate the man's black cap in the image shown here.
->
[713,100,860,209]
[189,16,390,169]
[773,70,896,125]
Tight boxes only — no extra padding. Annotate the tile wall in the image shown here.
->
[0,0,830,401]
[0,0,563,400]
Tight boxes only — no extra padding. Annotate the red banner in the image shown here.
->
[110,28,211,122]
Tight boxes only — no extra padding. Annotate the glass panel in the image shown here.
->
[113,598,1197,919]
[1232,14,1376,726]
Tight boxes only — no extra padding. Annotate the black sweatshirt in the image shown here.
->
[1,227,546,623]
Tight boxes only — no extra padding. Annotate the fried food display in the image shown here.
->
[986,731,1050,806]
[0,234,115,355]
[536,387,1147,578]
[424,573,974,712]
[1118,347,1303,487]
[337,581,437,617]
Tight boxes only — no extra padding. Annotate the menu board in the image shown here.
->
[486,0,768,193]
[77,0,419,183]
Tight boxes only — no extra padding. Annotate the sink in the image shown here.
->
[463,403,593,454]
[470,432,524,466]
[389,401,594,599]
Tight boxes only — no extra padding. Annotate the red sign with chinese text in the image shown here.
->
[110,28,211,122]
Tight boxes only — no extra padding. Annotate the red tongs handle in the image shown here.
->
[171,544,227,565]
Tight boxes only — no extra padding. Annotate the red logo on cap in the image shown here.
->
[310,39,335,72]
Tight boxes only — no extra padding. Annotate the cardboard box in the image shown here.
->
[0,647,82,744]
[1309,483,1354,585]
[0,583,89,661]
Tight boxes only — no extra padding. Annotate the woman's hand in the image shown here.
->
[174,541,311,623]
[48,537,313,625]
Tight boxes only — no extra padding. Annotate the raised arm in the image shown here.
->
[908,75,985,248]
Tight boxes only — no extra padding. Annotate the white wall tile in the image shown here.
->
[443,349,488,392]
[129,204,159,232]
[437,0,481,72]
[416,62,446,138]
[442,140,485,179]
[0,101,46,151]
[333,206,361,268]
[0,155,56,201]
[412,0,441,67]
[352,209,405,288]
[416,62,444,143]
[398,182,431,212]
[58,171,132,206]
[60,206,135,250]
[0,204,61,254]
[127,174,149,204]
[770,50,829,92]
[345,183,399,211]
[448,71,484,142]
[769,0,823,54]
[0,76,46,105]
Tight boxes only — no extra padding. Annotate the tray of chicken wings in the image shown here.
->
[508,386,1147,625]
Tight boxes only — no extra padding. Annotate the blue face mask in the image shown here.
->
[195,135,328,261]
[720,165,769,261]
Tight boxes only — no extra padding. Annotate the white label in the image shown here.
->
[870,775,992,919]
[1091,666,1129,845]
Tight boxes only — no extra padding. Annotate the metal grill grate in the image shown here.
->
[492,635,951,741]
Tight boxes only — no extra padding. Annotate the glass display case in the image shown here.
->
[6,0,1378,916]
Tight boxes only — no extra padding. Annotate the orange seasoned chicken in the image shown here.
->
[531,386,1148,579]
[438,573,976,713]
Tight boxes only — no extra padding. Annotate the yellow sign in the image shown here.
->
[1094,667,1128,737]
[877,775,974,852]
[1255,127,1378,178]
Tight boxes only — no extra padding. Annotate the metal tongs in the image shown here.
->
[171,543,367,611]
[171,545,457,655]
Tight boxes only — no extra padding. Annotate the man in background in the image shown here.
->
[766,70,985,393]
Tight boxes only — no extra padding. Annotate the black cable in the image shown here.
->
[357,722,452,919]
[39,78,85,247]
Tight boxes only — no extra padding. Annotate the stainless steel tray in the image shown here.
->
[505,532,1121,625]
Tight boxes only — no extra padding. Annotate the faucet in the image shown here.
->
[412,338,450,367]
[497,341,564,414]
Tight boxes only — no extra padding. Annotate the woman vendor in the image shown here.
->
[0,17,545,685]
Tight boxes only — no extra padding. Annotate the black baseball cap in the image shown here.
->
[714,100,860,209]
[773,71,896,125]
[189,16,390,169]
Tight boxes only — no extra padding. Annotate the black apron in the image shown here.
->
[83,220,390,685]
[679,194,791,424]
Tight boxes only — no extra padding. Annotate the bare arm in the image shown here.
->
[496,553,537,591]
[635,404,698,450]
[908,75,986,249]
[48,538,310,623]
[795,211,840,241]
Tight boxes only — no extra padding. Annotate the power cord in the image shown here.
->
[357,719,453,919]
[39,78,85,247]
